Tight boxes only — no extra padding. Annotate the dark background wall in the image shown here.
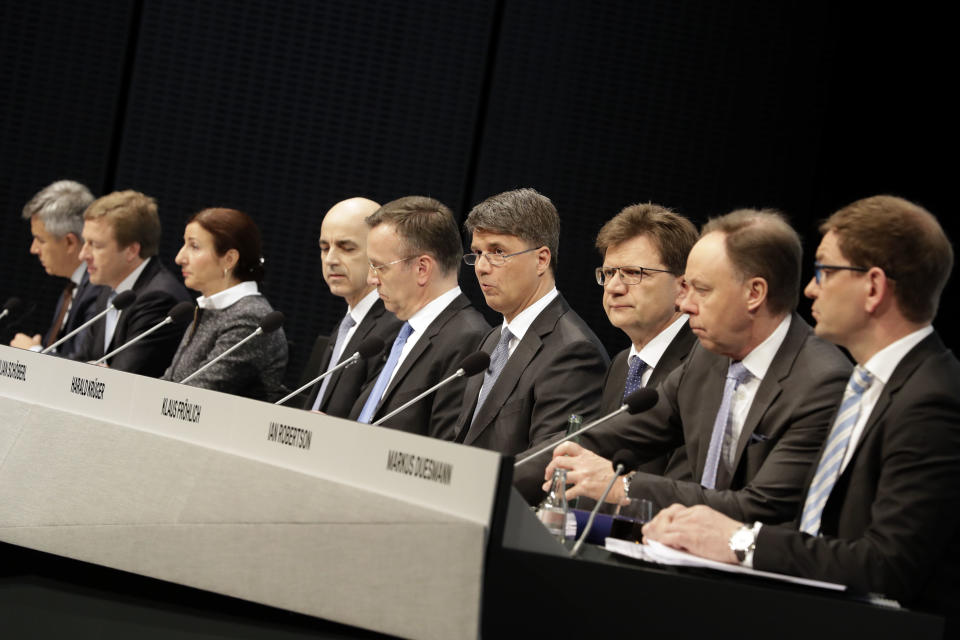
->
[2,1,954,383]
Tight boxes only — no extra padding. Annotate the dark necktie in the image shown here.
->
[44,281,76,347]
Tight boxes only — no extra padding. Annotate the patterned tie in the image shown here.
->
[103,291,119,352]
[471,328,515,424]
[700,361,752,489]
[622,355,649,401]
[799,366,874,536]
[312,313,357,411]
[356,322,413,423]
[45,281,76,347]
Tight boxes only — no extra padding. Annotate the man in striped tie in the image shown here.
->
[643,196,960,629]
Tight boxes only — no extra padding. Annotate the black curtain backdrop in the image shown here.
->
[2,1,955,382]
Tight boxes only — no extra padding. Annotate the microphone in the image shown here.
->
[178,310,285,383]
[0,297,22,323]
[42,290,137,354]
[274,336,386,406]
[514,387,658,467]
[95,300,194,365]
[371,351,490,426]
[570,449,638,557]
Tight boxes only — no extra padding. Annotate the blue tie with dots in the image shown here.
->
[623,355,648,402]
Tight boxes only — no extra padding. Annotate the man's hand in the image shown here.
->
[641,504,742,564]
[543,441,627,504]
[10,333,42,350]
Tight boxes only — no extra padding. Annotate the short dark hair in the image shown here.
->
[22,180,94,237]
[595,203,698,274]
[189,208,265,283]
[366,196,462,275]
[821,195,953,323]
[465,188,560,272]
[84,190,161,258]
[702,209,802,315]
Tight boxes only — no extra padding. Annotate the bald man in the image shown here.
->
[299,198,403,416]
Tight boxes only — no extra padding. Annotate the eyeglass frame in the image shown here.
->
[812,261,873,285]
[595,265,675,286]
[368,255,416,274]
[462,245,542,267]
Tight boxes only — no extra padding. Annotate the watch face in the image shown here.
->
[730,527,754,551]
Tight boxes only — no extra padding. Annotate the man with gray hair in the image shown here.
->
[454,188,609,504]
[547,209,852,526]
[9,180,105,359]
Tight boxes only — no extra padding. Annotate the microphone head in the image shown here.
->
[459,351,491,376]
[611,449,638,475]
[2,297,22,313]
[112,290,137,310]
[357,336,385,359]
[624,387,658,414]
[259,310,285,333]
[168,301,196,323]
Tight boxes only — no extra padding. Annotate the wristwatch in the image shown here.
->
[728,521,762,563]
[620,471,636,501]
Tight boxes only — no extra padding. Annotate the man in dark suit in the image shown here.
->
[595,203,699,478]
[642,196,960,629]
[547,209,852,525]
[348,196,489,440]
[299,197,402,417]
[73,190,191,376]
[453,188,609,503]
[9,180,105,359]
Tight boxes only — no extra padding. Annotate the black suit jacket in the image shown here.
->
[455,294,610,503]
[348,293,489,440]
[51,271,107,360]
[755,332,960,623]
[76,258,192,377]
[584,314,852,524]
[600,323,697,478]
[300,299,403,418]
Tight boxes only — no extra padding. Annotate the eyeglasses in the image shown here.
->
[595,266,673,286]
[812,261,869,285]
[462,246,541,267]
[368,256,415,274]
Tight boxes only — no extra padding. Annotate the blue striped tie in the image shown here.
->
[799,365,874,536]
[357,322,413,424]
[700,361,751,489]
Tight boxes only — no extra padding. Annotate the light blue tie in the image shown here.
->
[356,322,413,424]
[103,291,119,352]
[471,328,515,424]
[312,313,357,411]
[623,355,648,401]
[700,361,751,489]
[799,366,874,536]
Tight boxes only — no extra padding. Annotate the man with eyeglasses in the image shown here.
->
[298,197,403,417]
[641,196,960,631]
[547,209,851,526]
[594,204,700,478]
[452,188,609,504]
[347,196,489,439]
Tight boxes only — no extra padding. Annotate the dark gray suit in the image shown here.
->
[755,332,960,628]
[584,314,852,524]
[300,299,403,418]
[455,294,610,503]
[348,293,489,440]
[49,270,107,360]
[76,258,192,377]
[601,323,697,478]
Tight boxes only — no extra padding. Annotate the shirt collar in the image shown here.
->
[502,287,559,341]
[70,263,86,286]
[113,257,151,295]
[407,286,462,334]
[347,289,380,325]
[196,280,260,310]
[630,314,689,368]
[861,325,934,385]
[740,314,792,381]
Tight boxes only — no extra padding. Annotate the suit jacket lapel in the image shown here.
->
[691,352,729,476]
[647,322,696,388]
[318,303,383,410]
[110,259,160,351]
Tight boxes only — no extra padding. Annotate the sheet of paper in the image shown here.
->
[604,538,846,592]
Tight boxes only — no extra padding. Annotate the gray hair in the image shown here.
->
[21,180,94,238]
[465,188,560,272]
